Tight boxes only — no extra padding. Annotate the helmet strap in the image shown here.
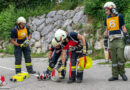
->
[17,23,25,29]
[110,8,118,15]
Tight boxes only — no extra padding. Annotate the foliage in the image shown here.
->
[0,4,16,40]
[84,0,129,21]
[54,0,83,10]
[90,49,104,60]
[125,4,130,33]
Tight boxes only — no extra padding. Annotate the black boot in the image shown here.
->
[28,70,36,74]
[67,71,76,83]
[108,77,118,81]
[67,79,75,83]
[76,79,82,83]
[76,71,83,83]
[120,74,128,81]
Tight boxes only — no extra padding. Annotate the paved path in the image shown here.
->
[0,57,130,90]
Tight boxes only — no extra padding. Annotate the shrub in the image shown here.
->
[84,0,129,20]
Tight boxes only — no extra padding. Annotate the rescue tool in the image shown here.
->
[10,72,29,82]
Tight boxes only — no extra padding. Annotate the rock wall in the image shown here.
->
[28,6,89,53]
[0,6,104,54]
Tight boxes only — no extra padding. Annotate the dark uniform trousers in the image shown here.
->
[14,46,33,74]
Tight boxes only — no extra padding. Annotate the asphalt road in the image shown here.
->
[0,57,130,90]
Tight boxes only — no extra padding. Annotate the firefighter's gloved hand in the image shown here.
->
[58,65,65,72]
[20,40,30,47]
[83,46,86,55]
[124,32,130,44]
[104,36,108,47]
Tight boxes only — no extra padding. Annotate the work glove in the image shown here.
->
[58,64,65,72]
[83,46,87,55]
[20,40,30,47]
[124,32,130,44]
[104,36,108,47]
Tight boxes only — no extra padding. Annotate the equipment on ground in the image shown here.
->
[10,72,29,82]
[37,72,51,81]
[0,76,7,86]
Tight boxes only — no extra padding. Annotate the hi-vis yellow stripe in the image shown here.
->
[71,66,76,69]
[47,66,53,71]
[25,63,32,66]
[15,65,22,68]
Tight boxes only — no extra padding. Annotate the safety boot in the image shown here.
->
[76,79,82,83]
[108,77,118,81]
[120,74,128,81]
[67,79,75,83]
[28,70,36,74]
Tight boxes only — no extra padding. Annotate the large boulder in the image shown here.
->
[37,23,45,32]
[73,11,84,24]
[32,31,41,41]
[42,42,48,53]
[47,11,56,18]
[41,25,53,36]
[57,10,64,15]
[34,41,41,48]
[63,19,72,27]
[54,15,63,21]
[45,18,54,24]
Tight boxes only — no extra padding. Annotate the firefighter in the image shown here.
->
[54,29,88,83]
[10,17,36,74]
[104,2,130,81]
[44,38,68,79]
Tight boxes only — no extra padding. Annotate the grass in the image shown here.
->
[31,52,48,58]
[90,49,104,60]
[98,62,111,65]
[125,63,130,68]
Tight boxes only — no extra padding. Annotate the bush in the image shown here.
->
[125,4,130,33]
[0,4,16,40]
[84,0,129,20]
[54,0,83,10]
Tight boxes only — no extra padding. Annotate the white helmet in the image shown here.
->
[17,17,26,24]
[104,2,116,9]
[51,38,60,47]
[54,29,67,42]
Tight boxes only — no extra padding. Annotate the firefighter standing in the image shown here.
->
[103,2,130,81]
[10,17,36,74]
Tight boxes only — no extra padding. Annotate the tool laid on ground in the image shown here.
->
[10,72,29,82]
[37,72,51,81]
[0,76,7,86]
[37,69,62,82]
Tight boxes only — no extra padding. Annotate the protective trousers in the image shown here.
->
[109,38,125,78]
[14,46,33,74]
[69,49,84,81]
